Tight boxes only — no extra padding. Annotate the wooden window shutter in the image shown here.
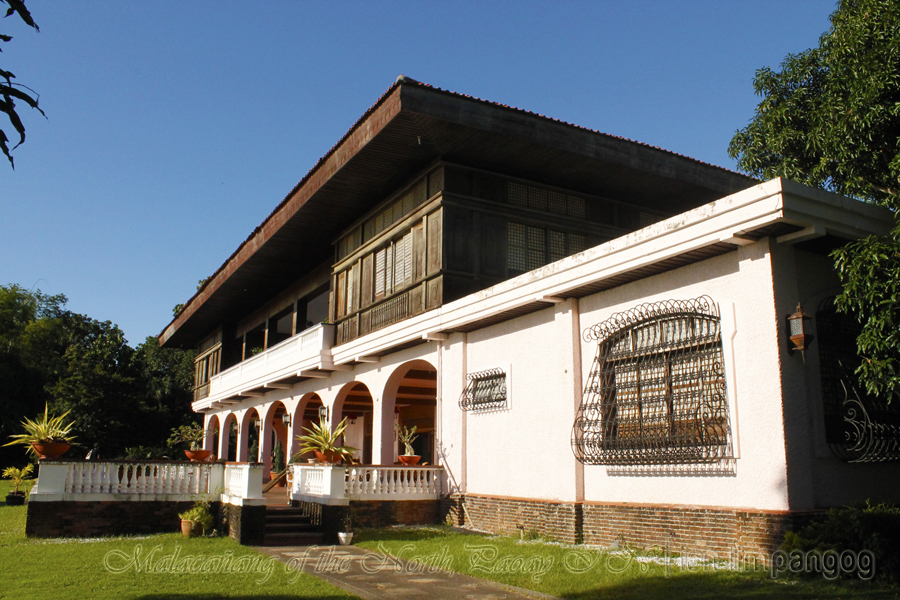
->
[412,223,425,281]
[375,248,386,300]
[427,208,442,276]
[336,271,346,319]
[348,261,360,314]
[361,253,374,307]
[385,244,394,297]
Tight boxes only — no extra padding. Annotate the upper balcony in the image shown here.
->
[192,323,335,412]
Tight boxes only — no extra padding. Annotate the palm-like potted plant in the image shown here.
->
[295,416,356,464]
[3,464,34,505]
[396,424,420,465]
[3,403,76,459]
[168,422,210,461]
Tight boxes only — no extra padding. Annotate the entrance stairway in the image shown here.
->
[264,504,323,546]
[262,485,323,546]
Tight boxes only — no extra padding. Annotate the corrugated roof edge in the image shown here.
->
[159,75,755,343]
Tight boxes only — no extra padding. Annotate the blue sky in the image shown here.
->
[2,1,835,346]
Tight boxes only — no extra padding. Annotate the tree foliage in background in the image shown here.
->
[0,284,197,464]
[0,0,44,169]
[729,0,900,401]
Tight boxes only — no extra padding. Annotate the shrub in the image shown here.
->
[781,502,900,582]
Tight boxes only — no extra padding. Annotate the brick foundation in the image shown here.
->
[444,494,582,544]
[446,494,821,560]
[582,502,820,560]
[297,499,440,544]
[25,500,216,538]
[219,502,266,545]
[25,500,265,545]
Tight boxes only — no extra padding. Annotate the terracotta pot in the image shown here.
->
[31,441,71,460]
[5,492,25,506]
[398,455,421,465]
[184,450,211,462]
[181,519,194,537]
[314,450,343,464]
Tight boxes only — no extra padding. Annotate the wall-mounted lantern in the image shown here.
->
[318,405,328,421]
[281,412,291,427]
[787,303,814,359]
[251,418,261,431]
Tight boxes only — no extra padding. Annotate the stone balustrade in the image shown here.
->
[290,464,443,505]
[29,460,263,505]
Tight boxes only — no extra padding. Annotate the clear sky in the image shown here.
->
[2,1,836,346]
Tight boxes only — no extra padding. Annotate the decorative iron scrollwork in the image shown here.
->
[817,297,900,462]
[459,368,507,411]
[573,296,734,466]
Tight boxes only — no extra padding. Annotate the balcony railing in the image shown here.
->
[198,324,334,405]
[290,463,443,505]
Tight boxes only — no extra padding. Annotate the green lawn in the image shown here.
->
[0,480,357,600]
[354,526,900,600]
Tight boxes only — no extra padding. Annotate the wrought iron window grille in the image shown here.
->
[817,297,900,462]
[459,367,508,411]
[572,296,735,466]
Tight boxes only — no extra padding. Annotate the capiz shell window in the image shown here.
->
[572,296,734,466]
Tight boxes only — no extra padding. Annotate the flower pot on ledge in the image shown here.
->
[31,441,71,460]
[314,450,343,464]
[398,455,421,465]
[184,449,211,462]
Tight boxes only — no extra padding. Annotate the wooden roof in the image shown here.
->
[159,77,755,348]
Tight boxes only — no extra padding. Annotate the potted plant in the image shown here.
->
[3,464,33,505]
[168,422,210,461]
[178,501,214,537]
[295,416,356,464]
[3,403,76,459]
[396,424,420,465]
[338,506,354,545]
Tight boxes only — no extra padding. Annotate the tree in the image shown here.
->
[1,0,44,169]
[728,0,900,401]
[0,284,198,462]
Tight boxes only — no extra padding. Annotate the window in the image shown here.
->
[459,367,508,411]
[572,296,733,465]
[816,297,900,462]
[508,222,590,274]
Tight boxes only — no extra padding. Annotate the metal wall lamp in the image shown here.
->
[787,303,814,359]
[318,405,329,421]
[281,413,291,427]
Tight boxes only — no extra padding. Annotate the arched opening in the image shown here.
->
[292,393,324,461]
[204,414,220,458]
[262,401,289,479]
[383,360,438,465]
[222,413,239,462]
[334,382,374,464]
[240,408,262,462]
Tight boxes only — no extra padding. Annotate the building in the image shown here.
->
[159,76,900,557]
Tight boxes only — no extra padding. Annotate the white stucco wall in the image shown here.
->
[458,300,583,502]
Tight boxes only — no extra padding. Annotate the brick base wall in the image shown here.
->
[25,500,213,538]
[582,502,820,560]
[445,494,821,560]
[219,503,265,545]
[25,500,266,545]
[445,494,582,544]
[297,499,439,544]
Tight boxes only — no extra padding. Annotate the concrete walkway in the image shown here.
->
[257,543,561,600]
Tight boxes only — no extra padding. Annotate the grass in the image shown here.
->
[354,526,900,600]
[0,480,358,600]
